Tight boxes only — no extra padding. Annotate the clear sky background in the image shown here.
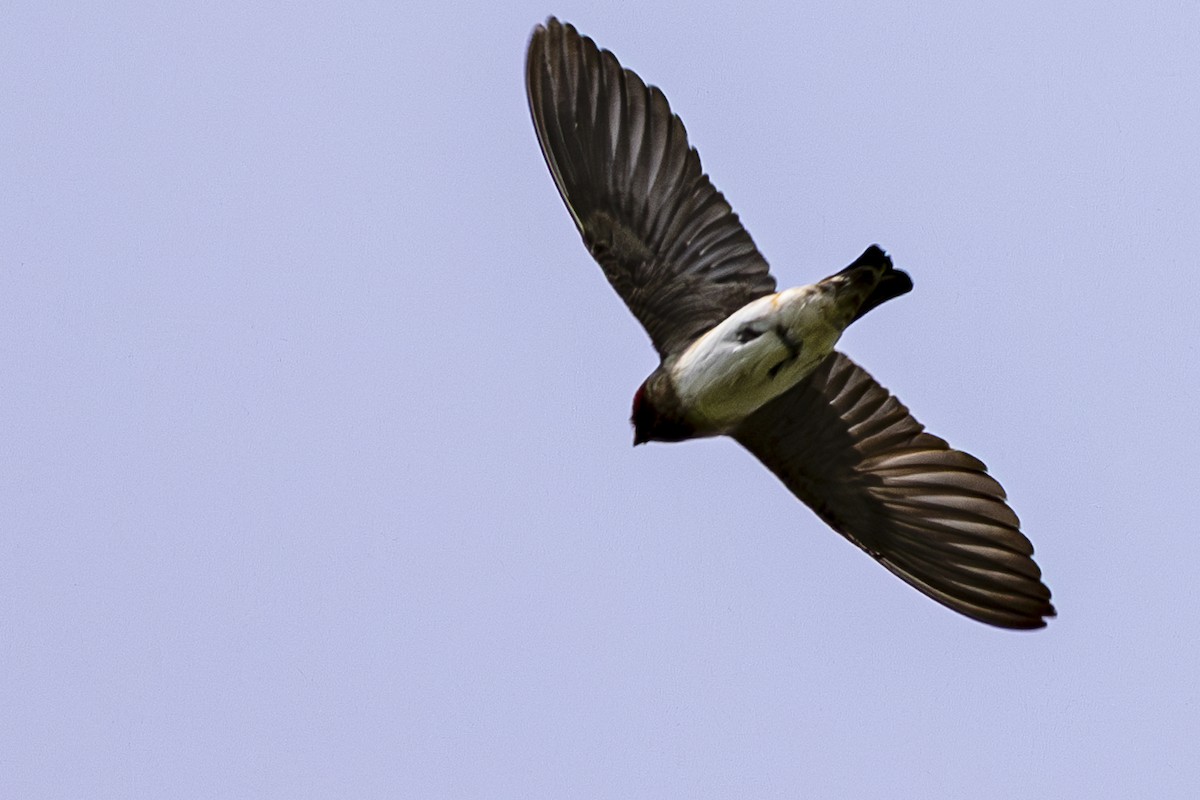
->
[3,2,1198,797]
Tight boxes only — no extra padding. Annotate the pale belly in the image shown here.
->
[669,286,845,431]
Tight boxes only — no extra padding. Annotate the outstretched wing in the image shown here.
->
[734,353,1055,629]
[526,18,776,358]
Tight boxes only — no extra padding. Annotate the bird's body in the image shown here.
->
[669,286,839,431]
[658,247,910,436]
[526,18,1055,629]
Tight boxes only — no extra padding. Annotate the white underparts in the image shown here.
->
[669,286,846,431]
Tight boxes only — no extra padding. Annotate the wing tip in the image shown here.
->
[881,554,1057,630]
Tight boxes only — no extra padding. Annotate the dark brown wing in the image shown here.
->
[526,18,776,358]
[733,353,1055,629]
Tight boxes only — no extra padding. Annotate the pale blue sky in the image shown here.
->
[3,2,1198,797]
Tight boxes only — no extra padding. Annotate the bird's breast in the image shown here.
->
[668,287,846,431]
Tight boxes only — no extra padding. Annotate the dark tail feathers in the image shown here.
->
[839,244,913,323]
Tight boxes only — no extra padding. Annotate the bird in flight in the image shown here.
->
[525,18,1054,629]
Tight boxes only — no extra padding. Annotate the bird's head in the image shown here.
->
[631,377,694,446]
[631,384,654,446]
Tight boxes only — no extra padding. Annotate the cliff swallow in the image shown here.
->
[526,18,1054,628]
